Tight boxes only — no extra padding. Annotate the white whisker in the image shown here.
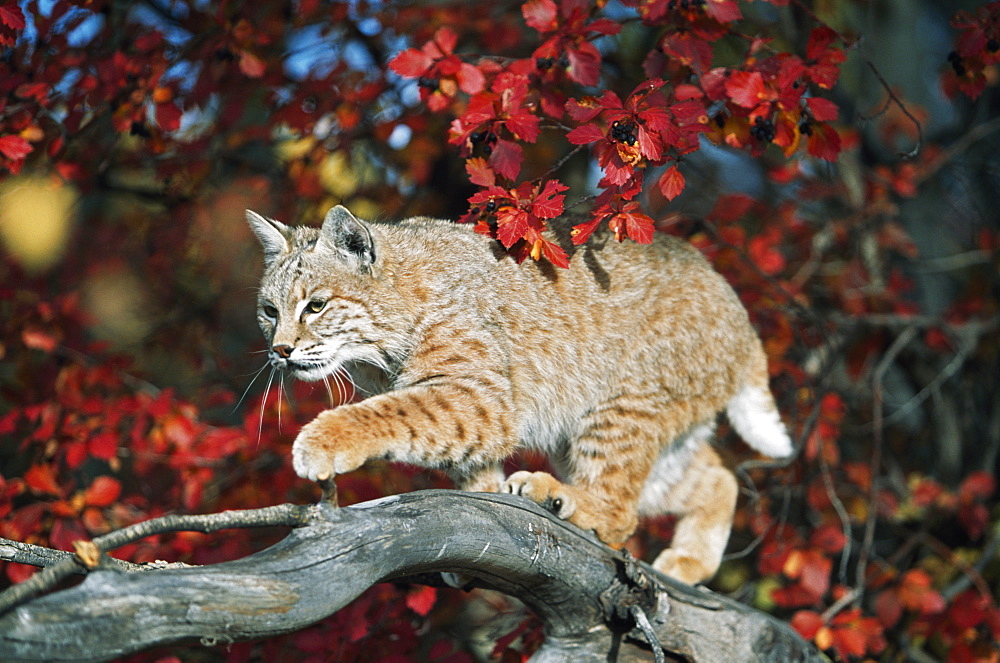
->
[322,374,335,406]
[257,367,276,446]
[234,362,270,414]
[277,373,287,434]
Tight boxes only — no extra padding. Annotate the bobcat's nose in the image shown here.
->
[272,344,293,359]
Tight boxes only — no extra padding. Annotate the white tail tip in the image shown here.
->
[726,384,793,458]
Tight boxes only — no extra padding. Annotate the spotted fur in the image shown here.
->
[248,205,792,584]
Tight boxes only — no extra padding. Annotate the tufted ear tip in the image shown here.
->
[320,205,376,266]
[246,210,291,265]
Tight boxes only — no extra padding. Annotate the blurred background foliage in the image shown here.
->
[0,0,998,661]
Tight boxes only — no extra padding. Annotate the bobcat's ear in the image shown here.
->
[246,210,291,266]
[319,205,376,266]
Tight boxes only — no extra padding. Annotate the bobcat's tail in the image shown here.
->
[726,380,793,459]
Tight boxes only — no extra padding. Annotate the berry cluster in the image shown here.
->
[665,0,706,9]
[749,116,776,143]
[536,55,570,71]
[609,120,639,146]
[470,130,498,156]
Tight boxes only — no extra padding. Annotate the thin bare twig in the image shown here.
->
[855,325,918,601]
[0,504,317,615]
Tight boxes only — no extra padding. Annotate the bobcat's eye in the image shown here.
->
[261,304,278,319]
[307,299,326,314]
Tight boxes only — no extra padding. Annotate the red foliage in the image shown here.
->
[1,1,998,662]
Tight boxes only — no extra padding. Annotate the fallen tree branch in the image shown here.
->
[0,490,821,662]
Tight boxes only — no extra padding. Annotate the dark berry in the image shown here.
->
[714,113,726,128]
[130,121,151,137]
[418,76,439,90]
[558,55,570,69]
[750,116,776,143]
[798,118,813,136]
[536,57,554,70]
[485,200,497,212]
[470,131,484,143]
[610,120,639,146]
[483,145,493,156]
[989,39,999,53]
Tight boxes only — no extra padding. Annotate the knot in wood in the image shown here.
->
[598,549,658,625]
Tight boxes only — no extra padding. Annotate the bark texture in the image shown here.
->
[0,490,821,662]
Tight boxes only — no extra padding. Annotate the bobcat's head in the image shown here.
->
[247,206,407,389]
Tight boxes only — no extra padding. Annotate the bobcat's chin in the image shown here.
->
[288,362,339,383]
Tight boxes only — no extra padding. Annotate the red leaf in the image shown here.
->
[791,610,824,639]
[238,51,266,78]
[805,97,839,122]
[432,26,458,56]
[88,431,118,461]
[748,234,785,274]
[49,518,86,552]
[532,180,568,219]
[0,3,25,30]
[0,134,33,160]
[959,470,995,501]
[155,103,183,132]
[658,165,685,201]
[24,464,62,496]
[6,561,36,584]
[809,524,847,554]
[84,476,121,508]
[806,122,841,161]
[465,157,495,187]
[831,624,868,658]
[522,0,558,32]
[571,214,604,245]
[406,585,438,616]
[489,139,523,180]
[540,237,569,268]
[704,0,743,23]
[566,41,602,87]
[806,26,838,60]
[457,62,485,95]
[21,327,58,352]
[725,71,765,108]
[389,48,434,78]
[873,589,903,628]
[566,123,605,145]
[708,193,755,222]
[617,209,655,244]
[496,207,530,247]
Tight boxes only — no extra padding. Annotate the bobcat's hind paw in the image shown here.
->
[652,549,715,585]
[502,471,576,520]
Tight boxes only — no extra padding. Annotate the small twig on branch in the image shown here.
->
[855,325,918,601]
[0,503,316,615]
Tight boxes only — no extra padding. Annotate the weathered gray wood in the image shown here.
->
[0,490,821,662]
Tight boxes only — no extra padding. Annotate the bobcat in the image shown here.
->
[247,205,792,584]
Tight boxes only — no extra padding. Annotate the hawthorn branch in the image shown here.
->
[0,490,820,663]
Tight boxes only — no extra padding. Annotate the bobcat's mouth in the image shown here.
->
[272,356,338,382]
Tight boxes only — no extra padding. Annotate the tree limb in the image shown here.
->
[0,490,821,662]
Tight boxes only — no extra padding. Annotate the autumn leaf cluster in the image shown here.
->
[1,1,999,662]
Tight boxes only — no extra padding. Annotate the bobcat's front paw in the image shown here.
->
[292,411,368,482]
[502,471,576,519]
